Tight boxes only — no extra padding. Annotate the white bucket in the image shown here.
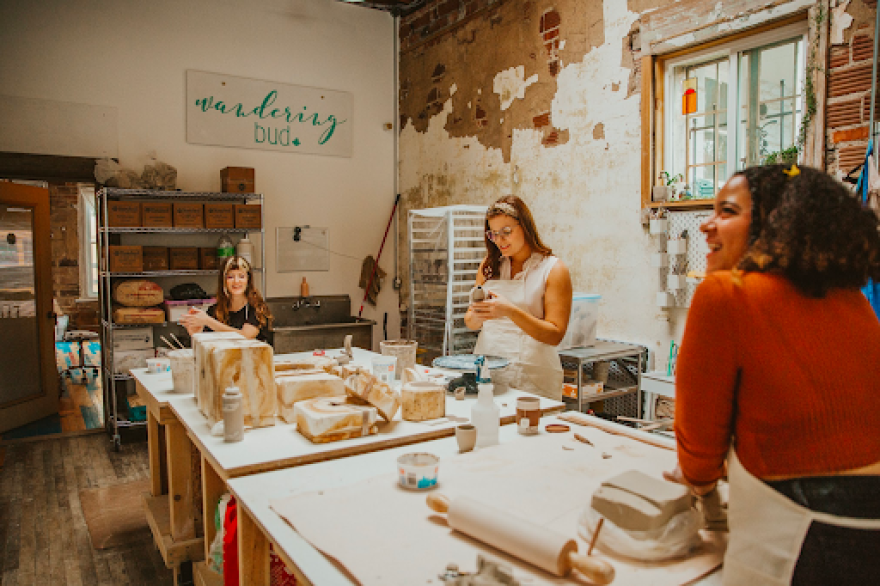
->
[168,349,194,394]
[380,339,418,380]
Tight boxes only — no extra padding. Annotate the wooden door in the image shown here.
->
[0,182,58,433]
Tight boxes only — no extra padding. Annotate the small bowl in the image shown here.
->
[397,452,440,490]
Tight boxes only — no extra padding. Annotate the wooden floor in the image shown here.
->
[0,433,174,585]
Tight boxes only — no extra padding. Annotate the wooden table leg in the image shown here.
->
[166,419,196,541]
[201,456,226,560]
[147,409,164,497]
[238,505,269,586]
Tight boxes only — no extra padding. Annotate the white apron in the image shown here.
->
[472,279,564,401]
[723,450,880,585]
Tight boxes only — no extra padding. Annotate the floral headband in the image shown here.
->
[487,201,518,218]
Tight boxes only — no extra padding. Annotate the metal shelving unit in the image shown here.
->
[558,340,647,417]
[408,205,486,365]
[96,187,265,449]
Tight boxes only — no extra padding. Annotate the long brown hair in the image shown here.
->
[215,256,271,327]
[482,195,552,280]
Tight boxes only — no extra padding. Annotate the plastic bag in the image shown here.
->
[94,158,122,185]
[170,283,208,300]
[207,493,232,574]
[577,504,703,561]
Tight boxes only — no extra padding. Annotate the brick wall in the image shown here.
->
[826,2,878,176]
[399,0,502,52]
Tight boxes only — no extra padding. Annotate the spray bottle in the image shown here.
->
[471,357,499,448]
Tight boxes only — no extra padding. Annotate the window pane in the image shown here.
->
[737,37,803,168]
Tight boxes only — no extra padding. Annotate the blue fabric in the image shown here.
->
[858,141,880,319]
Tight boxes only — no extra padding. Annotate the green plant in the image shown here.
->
[659,171,683,186]
[763,145,800,165]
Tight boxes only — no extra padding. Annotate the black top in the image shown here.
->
[206,303,268,342]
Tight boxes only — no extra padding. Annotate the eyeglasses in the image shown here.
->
[486,225,517,242]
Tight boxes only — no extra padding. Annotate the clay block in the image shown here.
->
[344,371,401,422]
[209,341,276,428]
[192,332,245,413]
[276,373,345,423]
[591,470,692,532]
[400,381,445,421]
[294,396,378,443]
[274,356,336,373]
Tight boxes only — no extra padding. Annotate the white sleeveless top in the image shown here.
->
[495,253,558,319]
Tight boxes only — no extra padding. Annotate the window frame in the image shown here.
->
[641,14,810,209]
[77,184,98,300]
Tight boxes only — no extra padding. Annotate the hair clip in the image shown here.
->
[783,164,800,178]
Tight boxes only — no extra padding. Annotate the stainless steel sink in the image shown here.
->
[266,295,375,353]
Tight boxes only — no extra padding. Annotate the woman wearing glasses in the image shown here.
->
[464,196,573,400]
[180,255,272,342]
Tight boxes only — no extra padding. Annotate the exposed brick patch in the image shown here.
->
[827,99,863,127]
[539,9,561,77]
[864,97,880,122]
[829,46,849,68]
[539,10,560,30]
[474,104,488,127]
[832,126,869,143]
[532,111,550,128]
[431,63,446,80]
[437,0,461,18]
[592,122,605,140]
[851,35,874,62]
[828,63,874,98]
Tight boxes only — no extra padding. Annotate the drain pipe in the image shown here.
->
[393,13,402,293]
[870,3,879,142]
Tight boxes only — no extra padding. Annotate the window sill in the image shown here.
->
[647,199,715,210]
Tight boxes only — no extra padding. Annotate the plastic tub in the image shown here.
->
[397,452,439,490]
[558,293,601,350]
[168,349,194,393]
[146,357,171,374]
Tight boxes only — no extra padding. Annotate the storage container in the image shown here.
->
[221,167,255,193]
[108,245,143,273]
[558,293,600,350]
[113,349,155,374]
[164,298,216,322]
[667,274,687,290]
[111,327,154,351]
[667,238,688,255]
[173,203,204,228]
[234,204,262,229]
[142,246,169,271]
[649,218,668,235]
[169,247,200,270]
[141,202,173,227]
[204,203,235,229]
[106,201,141,227]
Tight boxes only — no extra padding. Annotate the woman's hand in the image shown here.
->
[179,307,211,335]
[470,291,516,321]
[663,465,717,496]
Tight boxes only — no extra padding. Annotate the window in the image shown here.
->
[643,17,809,206]
[78,185,98,299]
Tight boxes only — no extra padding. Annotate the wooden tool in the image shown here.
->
[427,494,615,585]
[558,412,674,451]
[169,332,186,349]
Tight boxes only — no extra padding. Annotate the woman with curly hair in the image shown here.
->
[180,256,272,342]
[464,195,572,400]
[666,165,880,584]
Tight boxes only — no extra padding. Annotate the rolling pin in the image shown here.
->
[427,494,615,585]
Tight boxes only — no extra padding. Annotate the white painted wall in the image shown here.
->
[0,0,400,348]
[399,1,686,369]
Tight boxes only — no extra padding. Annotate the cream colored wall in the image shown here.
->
[0,0,399,349]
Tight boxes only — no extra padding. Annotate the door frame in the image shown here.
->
[0,181,59,432]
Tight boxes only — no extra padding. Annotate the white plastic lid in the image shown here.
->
[572,293,601,300]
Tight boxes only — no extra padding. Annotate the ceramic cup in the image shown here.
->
[456,424,477,452]
[454,386,466,401]
[516,397,541,435]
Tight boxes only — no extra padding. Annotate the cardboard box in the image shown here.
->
[112,327,154,352]
[562,380,603,399]
[169,247,200,270]
[109,246,143,273]
[204,203,235,229]
[234,204,262,229]
[173,203,204,228]
[141,202,173,227]
[142,247,169,271]
[106,202,141,227]
[199,248,219,270]
[221,167,255,193]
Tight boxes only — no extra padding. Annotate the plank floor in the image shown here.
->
[0,433,175,585]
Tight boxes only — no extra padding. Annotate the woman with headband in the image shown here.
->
[666,165,880,583]
[180,255,272,342]
[464,195,573,400]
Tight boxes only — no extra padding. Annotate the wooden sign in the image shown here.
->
[186,70,352,158]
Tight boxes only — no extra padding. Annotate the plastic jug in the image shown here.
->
[471,361,499,448]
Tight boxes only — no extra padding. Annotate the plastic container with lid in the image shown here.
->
[558,293,601,350]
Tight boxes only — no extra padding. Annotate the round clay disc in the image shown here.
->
[545,424,570,433]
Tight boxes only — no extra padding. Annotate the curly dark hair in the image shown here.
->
[734,164,880,297]
[481,195,552,280]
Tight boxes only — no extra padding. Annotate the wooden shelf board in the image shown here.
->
[648,199,714,210]
[193,561,223,586]
[143,493,205,568]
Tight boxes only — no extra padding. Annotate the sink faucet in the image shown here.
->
[293,298,321,310]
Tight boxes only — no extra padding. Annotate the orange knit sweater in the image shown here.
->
[675,271,880,484]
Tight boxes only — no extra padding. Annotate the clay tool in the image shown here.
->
[587,518,605,556]
[558,412,674,451]
[544,424,570,433]
[169,333,186,349]
[574,433,594,446]
[427,494,615,585]
[159,335,177,350]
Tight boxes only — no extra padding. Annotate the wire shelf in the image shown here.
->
[100,226,260,234]
[98,188,261,200]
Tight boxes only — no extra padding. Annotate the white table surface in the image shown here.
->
[227,415,723,586]
[138,347,564,479]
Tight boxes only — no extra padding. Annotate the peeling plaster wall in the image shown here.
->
[398,0,841,369]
